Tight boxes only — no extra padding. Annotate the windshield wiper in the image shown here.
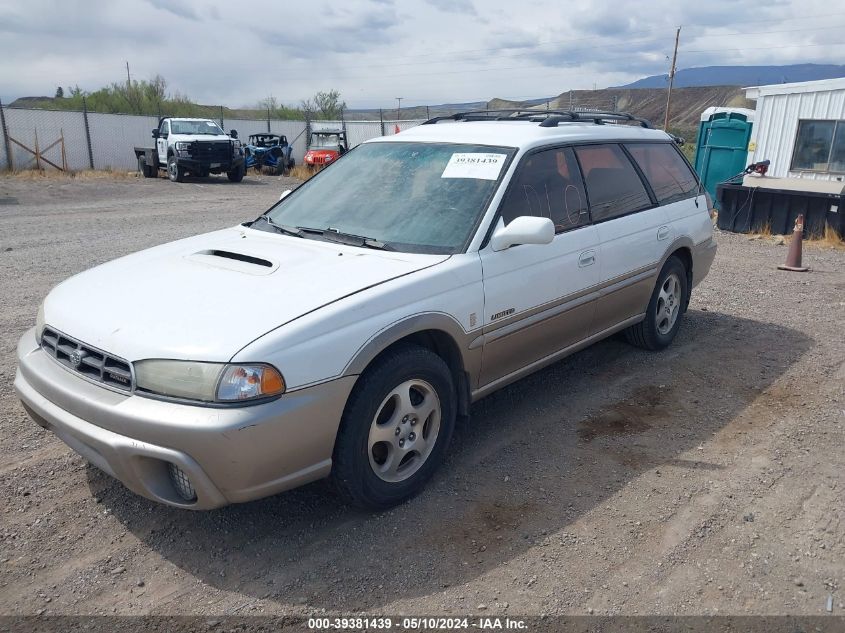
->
[254,214,303,238]
[297,226,393,250]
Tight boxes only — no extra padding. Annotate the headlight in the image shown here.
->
[35,302,45,344]
[175,141,191,151]
[134,360,285,404]
[324,155,332,161]
[232,140,241,149]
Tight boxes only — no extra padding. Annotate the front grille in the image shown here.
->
[40,327,133,392]
[191,141,230,162]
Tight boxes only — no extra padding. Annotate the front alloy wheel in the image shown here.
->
[167,155,184,182]
[367,379,442,483]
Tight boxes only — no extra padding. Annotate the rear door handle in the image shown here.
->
[578,250,596,267]
[657,225,670,241]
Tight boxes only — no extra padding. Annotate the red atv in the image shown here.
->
[304,129,348,169]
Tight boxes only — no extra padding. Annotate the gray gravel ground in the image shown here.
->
[0,174,843,620]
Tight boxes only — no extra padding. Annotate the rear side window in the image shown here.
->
[574,144,651,222]
[499,147,589,233]
[625,143,699,204]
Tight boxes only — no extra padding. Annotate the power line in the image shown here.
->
[683,41,845,54]
[256,22,845,79]
[309,11,845,67]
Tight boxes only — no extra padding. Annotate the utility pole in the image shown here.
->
[125,61,131,89]
[395,97,402,120]
[663,26,681,131]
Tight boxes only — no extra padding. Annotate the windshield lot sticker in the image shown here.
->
[441,153,507,180]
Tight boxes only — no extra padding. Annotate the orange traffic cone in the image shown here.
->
[777,214,809,272]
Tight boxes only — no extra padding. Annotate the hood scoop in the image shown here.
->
[187,249,278,275]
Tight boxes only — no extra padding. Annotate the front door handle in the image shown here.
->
[657,225,670,241]
[578,250,596,267]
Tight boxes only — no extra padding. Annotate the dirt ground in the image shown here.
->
[0,174,843,621]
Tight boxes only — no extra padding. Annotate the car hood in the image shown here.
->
[43,226,448,362]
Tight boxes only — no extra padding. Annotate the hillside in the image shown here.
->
[489,85,752,137]
[619,63,845,89]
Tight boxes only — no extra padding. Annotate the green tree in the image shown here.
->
[54,86,64,98]
[301,89,346,120]
[259,95,304,120]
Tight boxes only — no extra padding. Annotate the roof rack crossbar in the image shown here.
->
[422,108,652,129]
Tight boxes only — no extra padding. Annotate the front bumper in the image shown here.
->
[14,328,356,510]
[304,154,335,166]
[175,155,244,173]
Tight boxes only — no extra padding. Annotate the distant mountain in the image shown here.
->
[619,64,845,89]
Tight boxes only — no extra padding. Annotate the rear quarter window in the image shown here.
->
[574,144,651,222]
[625,142,699,205]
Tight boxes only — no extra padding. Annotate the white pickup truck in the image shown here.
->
[134,117,245,183]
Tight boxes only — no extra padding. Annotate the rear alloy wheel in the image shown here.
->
[625,256,688,351]
[331,344,455,509]
[167,155,184,182]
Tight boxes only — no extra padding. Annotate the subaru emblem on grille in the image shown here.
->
[69,349,85,367]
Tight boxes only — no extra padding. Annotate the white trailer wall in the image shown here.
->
[746,78,845,181]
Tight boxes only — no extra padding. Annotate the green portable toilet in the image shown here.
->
[693,107,755,208]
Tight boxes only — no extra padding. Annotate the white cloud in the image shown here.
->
[0,0,842,108]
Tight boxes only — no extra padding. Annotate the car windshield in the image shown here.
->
[251,136,278,147]
[311,133,342,149]
[171,120,224,135]
[264,141,515,254]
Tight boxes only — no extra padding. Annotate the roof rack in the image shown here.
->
[423,108,652,129]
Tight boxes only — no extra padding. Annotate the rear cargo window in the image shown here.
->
[625,143,699,205]
[574,144,651,222]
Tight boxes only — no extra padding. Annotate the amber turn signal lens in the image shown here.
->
[261,367,286,395]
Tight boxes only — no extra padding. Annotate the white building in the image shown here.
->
[745,77,845,185]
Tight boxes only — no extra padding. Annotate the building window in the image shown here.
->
[791,120,845,174]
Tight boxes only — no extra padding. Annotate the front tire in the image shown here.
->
[167,155,184,182]
[331,345,456,509]
[625,256,688,350]
[227,165,245,182]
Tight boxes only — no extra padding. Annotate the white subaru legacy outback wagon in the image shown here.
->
[15,110,716,510]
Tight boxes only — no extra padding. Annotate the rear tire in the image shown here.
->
[138,156,155,178]
[331,344,456,510]
[624,256,688,351]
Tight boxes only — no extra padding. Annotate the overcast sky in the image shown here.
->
[1,0,843,109]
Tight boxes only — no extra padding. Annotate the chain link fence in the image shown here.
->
[0,101,424,173]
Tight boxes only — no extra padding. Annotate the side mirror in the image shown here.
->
[279,189,292,201]
[152,129,160,139]
[490,216,554,251]
[229,129,238,139]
